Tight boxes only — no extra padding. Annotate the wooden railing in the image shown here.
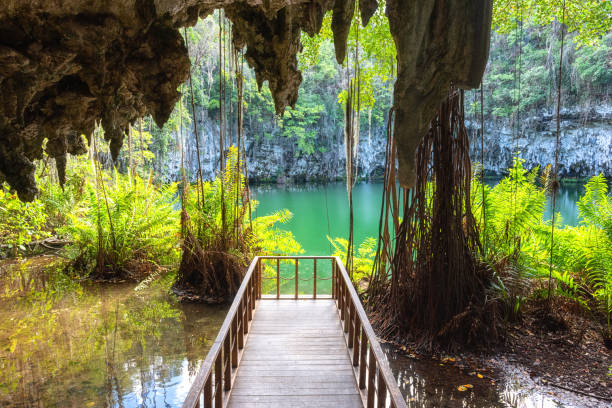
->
[182,256,406,408]
[332,256,407,408]
[181,257,259,408]
[258,255,336,298]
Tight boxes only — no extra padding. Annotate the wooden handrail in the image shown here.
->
[333,256,407,408]
[182,257,259,408]
[182,255,406,408]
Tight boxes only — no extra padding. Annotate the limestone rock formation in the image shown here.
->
[387,0,493,187]
[0,0,491,200]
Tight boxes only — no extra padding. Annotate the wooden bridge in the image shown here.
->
[182,256,406,408]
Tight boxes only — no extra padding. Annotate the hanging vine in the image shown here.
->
[548,0,566,306]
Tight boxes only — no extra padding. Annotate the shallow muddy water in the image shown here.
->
[384,347,609,408]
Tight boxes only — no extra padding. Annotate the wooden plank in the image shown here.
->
[185,256,405,408]
[226,300,362,407]
[227,394,363,408]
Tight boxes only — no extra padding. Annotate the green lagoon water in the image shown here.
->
[252,181,585,255]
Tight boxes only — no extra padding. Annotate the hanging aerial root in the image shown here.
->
[368,87,501,352]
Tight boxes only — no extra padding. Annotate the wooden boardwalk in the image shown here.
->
[183,256,406,408]
[227,300,362,407]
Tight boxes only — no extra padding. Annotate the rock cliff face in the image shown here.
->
[162,109,387,183]
[0,0,492,200]
[162,103,611,184]
[469,105,612,178]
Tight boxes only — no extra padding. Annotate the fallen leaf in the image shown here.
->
[477,373,484,379]
[464,384,473,389]
[457,385,468,392]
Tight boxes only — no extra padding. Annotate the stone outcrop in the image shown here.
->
[0,0,492,200]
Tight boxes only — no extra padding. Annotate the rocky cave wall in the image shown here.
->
[0,0,492,200]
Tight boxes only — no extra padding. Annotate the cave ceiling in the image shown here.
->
[0,0,492,201]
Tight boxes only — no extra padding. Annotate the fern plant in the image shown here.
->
[329,236,377,284]
[176,147,302,301]
[63,168,179,280]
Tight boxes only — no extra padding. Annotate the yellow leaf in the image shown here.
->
[477,373,484,379]
[457,385,467,392]
[464,384,473,389]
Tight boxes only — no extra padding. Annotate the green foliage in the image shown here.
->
[467,27,611,122]
[0,185,48,256]
[474,157,547,254]
[328,236,377,283]
[278,96,324,155]
[37,157,90,233]
[184,147,302,256]
[574,175,612,328]
[64,168,180,279]
[474,160,612,324]
[492,0,612,47]
[252,208,303,255]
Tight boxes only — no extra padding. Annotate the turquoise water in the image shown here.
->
[252,181,584,256]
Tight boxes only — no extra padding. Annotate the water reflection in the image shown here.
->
[0,264,227,408]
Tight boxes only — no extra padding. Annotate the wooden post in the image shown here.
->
[294,259,298,299]
[359,326,368,388]
[313,258,317,299]
[224,335,231,391]
[367,346,376,408]
[231,316,238,368]
[352,316,360,366]
[249,276,255,311]
[276,258,280,299]
[243,296,249,335]
[257,260,262,299]
[204,375,212,407]
[332,260,336,299]
[347,302,354,345]
[377,370,387,408]
[238,301,244,349]
[246,280,253,322]
[342,287,348,330]
[214,355,222,407]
